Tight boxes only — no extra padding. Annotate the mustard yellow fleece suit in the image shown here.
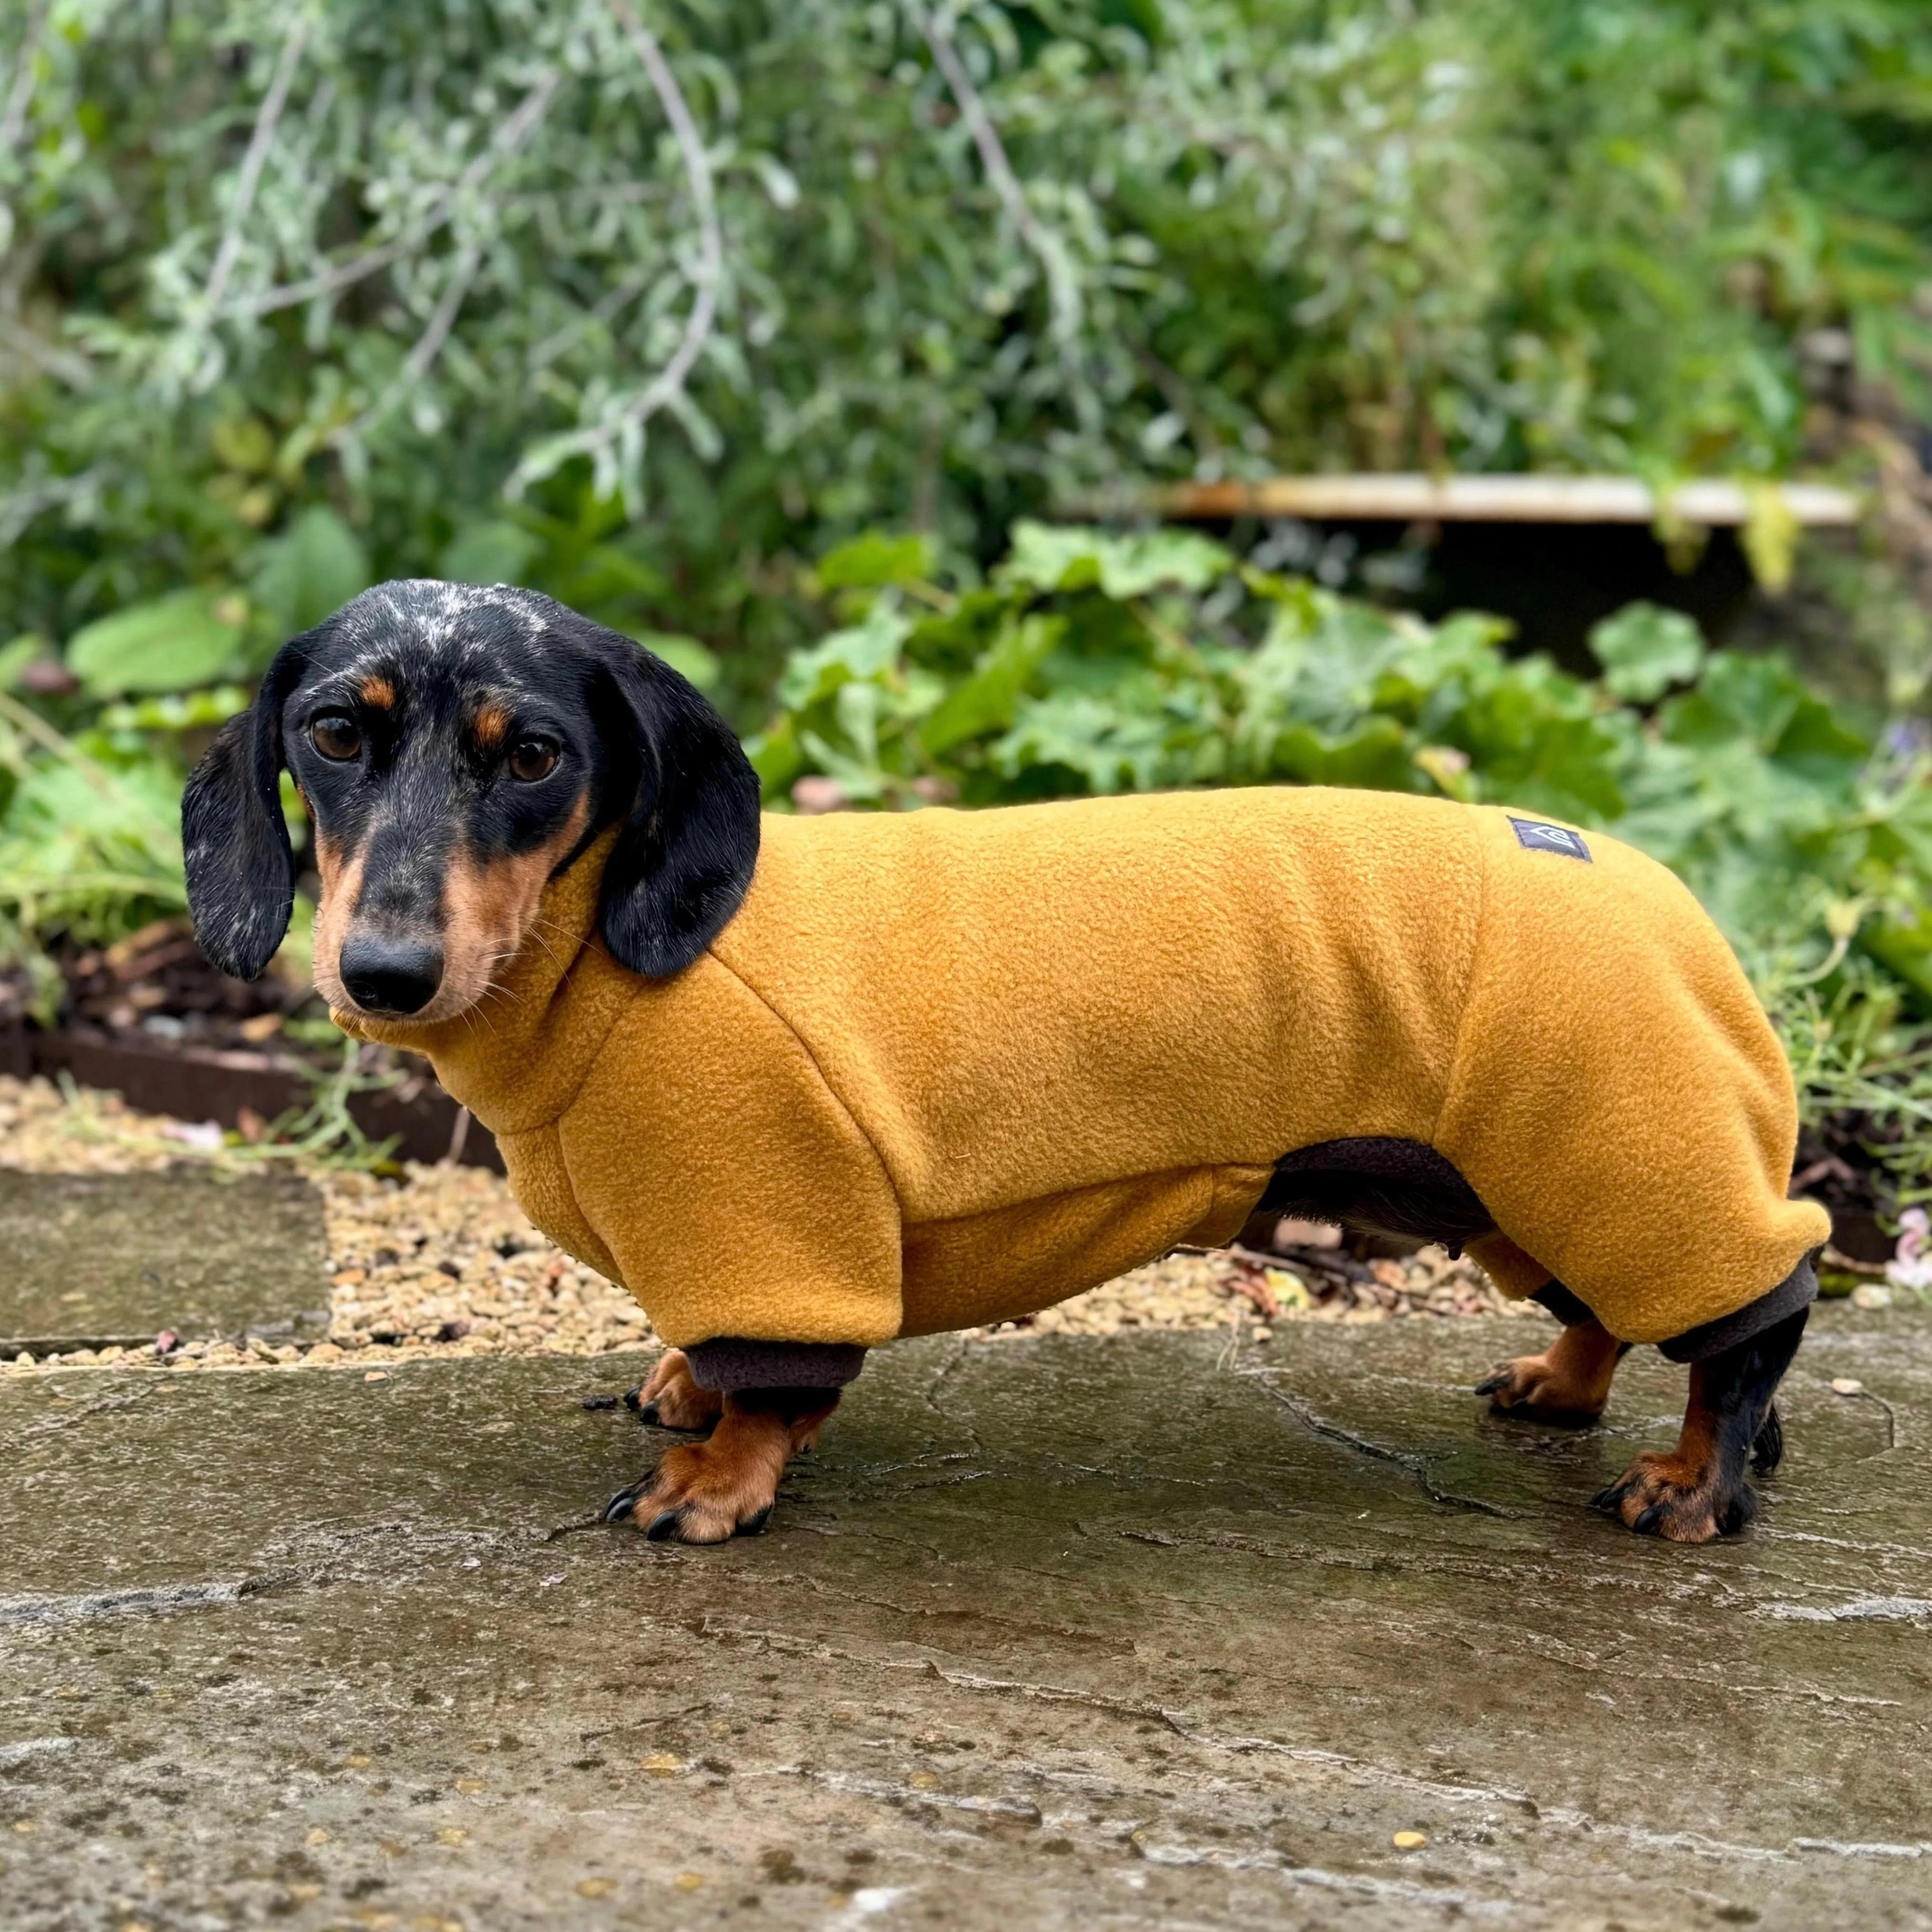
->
[341,787,1829,1354]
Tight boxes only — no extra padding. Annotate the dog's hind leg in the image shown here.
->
[603,1388,841,1544]
[1477,1313,1629,1424]
[623,1348,726,1432]
[1593,1306,1808,1542]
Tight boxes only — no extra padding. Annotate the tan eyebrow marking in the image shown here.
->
[358,675,395,708]
[472,702,512,752]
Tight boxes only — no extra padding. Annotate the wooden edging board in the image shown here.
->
[0,1021,504,1173]
[1136,474,1861,527]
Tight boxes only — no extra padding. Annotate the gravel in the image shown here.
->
[0,1072,1538,1378]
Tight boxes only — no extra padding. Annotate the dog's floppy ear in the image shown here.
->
[182,637,312,980]
[589,629,760,977]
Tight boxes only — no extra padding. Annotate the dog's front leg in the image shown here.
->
[603,1388,841,1543]
[622,1348,726,1431]
[1593,1306,1807,1542]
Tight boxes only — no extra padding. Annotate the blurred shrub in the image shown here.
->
[2,0,1931,688]
[756,524,1932,1192]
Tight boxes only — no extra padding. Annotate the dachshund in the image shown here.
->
[183,582,1824,1546]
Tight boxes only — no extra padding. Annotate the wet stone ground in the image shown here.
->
[0,1168,331,1356]
[2,1309,1931,1931]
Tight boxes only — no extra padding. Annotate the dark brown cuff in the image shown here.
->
[1657,1252,1820,1363]
[683,1337,869,1392]
[1530,1280,1596,1327]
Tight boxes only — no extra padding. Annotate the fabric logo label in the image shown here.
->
[1508,817,1591,862]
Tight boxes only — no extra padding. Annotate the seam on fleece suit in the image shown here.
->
[337,787,1830,1350]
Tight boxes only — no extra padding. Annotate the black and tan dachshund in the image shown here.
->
[183,582,1816,1546]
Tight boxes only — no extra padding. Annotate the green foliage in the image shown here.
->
[0,691,187,954]
[4,0,1932,681]
[757,523,1932,1188]
[1587,601,1707,704]
[64,591,246,697]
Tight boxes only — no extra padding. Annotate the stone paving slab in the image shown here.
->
[1,1310,1929,1931]
[0,1169,330,1353]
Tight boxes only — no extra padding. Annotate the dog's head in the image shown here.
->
[183,581,759,1026]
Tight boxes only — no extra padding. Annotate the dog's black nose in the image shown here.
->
[339,935,443,1016]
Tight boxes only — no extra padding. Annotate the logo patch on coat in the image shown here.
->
[1509,817,1591,862]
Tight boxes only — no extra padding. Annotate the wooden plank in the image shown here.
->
[1150,473,1860,526]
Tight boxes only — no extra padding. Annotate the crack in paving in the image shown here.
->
[1230,1368,1517,1517]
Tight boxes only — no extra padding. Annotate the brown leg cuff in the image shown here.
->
[1530,1280,1596,1327]
[683,1338,869,1392]
[1657,1253,1820,1363]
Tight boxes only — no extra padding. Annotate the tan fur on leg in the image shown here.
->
[628,1348,725,1432]
[1477,1317,1624,1423]
[608,1392,839,1543]
[1598,1371,1730,1543]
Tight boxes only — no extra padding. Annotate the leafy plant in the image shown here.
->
[5,0,1932,683]
[756,522,1932,1197]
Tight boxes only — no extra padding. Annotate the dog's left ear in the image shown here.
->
[181,636,313,980]
[589,630,760,977]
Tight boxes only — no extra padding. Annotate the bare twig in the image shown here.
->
[503,0,720,498]
[527,266,653,370]
[915,5,1081,346]
[0,467,104,549]
[0,0,51,166]
[329,241,481,445]
[202,17,312,316]
[232,69,559,318]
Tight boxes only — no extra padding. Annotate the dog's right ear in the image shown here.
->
[182,637,312,980]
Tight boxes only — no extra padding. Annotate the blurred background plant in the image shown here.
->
[3,0,1932,1209]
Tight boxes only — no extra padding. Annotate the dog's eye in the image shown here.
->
[508,736,559,783]
[310,714,363,762]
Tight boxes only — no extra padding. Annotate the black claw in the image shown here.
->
[1474,1371,1512,1398]
[645,1507,688,1542]
[622,1385,644,1413]
[1631,1503,1666,1536]
[1590,1481,1628,1512]
[603,1484,641,1523]
[737,1506,773,1537]
[639,1402,662,1426]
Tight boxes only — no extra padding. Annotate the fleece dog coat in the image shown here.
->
[339,788,1829,1354]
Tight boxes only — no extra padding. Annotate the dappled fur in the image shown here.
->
[183,581,1826,1548]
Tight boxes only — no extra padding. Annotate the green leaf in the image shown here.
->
[777,603,913,710]
[99,685,253,733]
[920,614,1063,757]
[631,631,721,692]
[64,592,245,697]
[0,634,44,692]
[251,507,371,638]
[816,531,937,591]
[744,714,805,800]
[1588,602,1706,703]
[441,518,544,586]
[1001,522,1234,598]
[1268,717,1420,792]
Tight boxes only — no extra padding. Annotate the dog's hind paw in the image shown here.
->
[622,1348,725,1432]
[1592,1450,1756,1543]
[1476,1353,1607,1425]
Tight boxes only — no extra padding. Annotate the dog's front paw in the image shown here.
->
[603,1392,834,1545]
[1476,1352,1607,1424]
[623,1348,725,1432]
[1592,1450,1756,1543]
[604,1434,779,1544]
